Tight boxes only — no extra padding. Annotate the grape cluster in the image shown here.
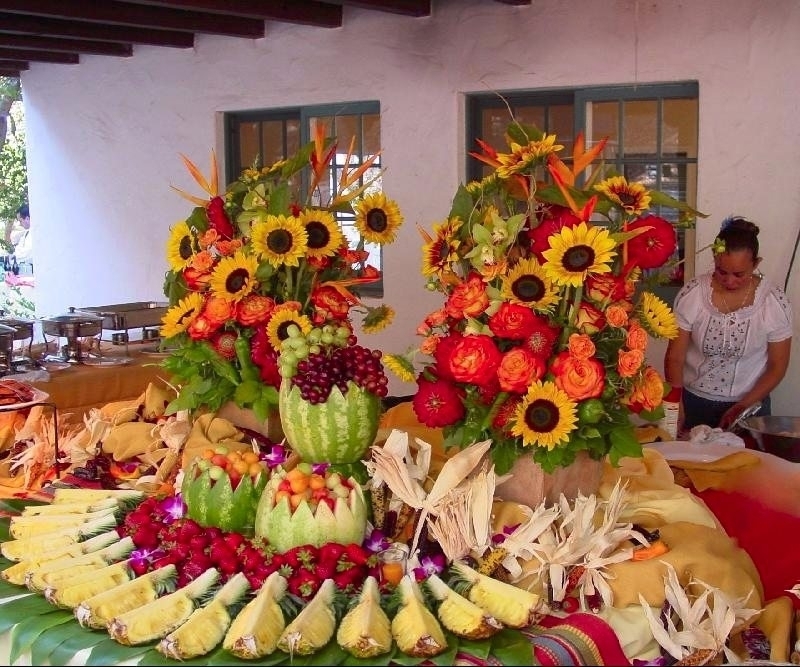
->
[279,324,389,404]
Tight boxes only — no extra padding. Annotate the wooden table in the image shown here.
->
[29,348,171,424]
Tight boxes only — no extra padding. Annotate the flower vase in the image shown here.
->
[494,450,605,509]
[216,401,284,444]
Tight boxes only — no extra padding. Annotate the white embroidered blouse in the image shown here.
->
[673,272,793,401]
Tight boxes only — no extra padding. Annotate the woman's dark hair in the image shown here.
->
[717,215,759,259]
[16,204,29,219]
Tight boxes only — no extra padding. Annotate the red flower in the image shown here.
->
[574,301,606,335]
[206,195,235,238]
[526,205,582,261]
[488,302,538,340]
[412,376,465,428]
[210,330,238,360]
[523,316,559,359]
[236,294,276,326]
[550,350,605,401]
[625,215,677,270]
[497,347,545,394]
[446,334,502,385]
[445,273,489,320]
[433,332,463,382]
[182,266,212,291]
[311,284,353,321]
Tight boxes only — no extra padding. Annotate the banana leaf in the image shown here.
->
[289,639,349,666]
[457,636,493,661]
[48,628,110,666]
[490,628,536,666]
[341,647,394,666]
[30,619,90,665]
[0,589,53,634]
[8,609,73,664]
[84,636,152,665]
[0,497,47,515]
[204,644,286,666]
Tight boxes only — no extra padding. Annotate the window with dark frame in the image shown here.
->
[223,101,384,298]
[466,82,699,303]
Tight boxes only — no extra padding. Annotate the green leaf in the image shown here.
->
[457,637,493,661]
[84,637,157,666]
[490,628,535,666]
[341,647,394,666]
[0,498,46,514]
[8,608,73,663]
[48,628,110,666]
[234,379,262,405]
[0,590,56,634]
[30,617,90,665]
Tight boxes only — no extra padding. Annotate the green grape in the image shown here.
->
[309,344,321,355]
[281,350,298,367]
[321,331,334,345]
[294,343,309,360]
[285,323,302,339]
[335,326,350,341]
[307,328,322,344]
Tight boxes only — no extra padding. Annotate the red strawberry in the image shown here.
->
[314,559,336,581]
[288,569,321,600]
[343,543,369,566]
[333,564,366,593]
[218,555,241,576]
[132,525,159,550]
[240,547,266,573]
[129,559,150,577]
[318,542,346,564]
[223,531,246,552]
[297,545,318,571]
[188,533,210,552]
[177,519,203,543]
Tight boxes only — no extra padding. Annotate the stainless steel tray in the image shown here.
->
[81,301,169,330]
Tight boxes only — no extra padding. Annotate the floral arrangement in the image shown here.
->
[386,121,704,474]
[159,125,403,420]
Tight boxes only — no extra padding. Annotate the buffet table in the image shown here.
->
[28,349,171,425]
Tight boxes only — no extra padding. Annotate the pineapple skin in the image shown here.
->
[46,561,132,608]
[223,573,287,659]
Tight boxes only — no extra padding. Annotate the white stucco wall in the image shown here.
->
[17,0,800,408]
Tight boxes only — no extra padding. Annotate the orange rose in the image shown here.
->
[446,273,489,320]
[550,350,605,401]
[311,285,352,320]
[198,229,219,249]
[187,314,215,340]
[236,294,275,326]
[497,347,545,394]
[605,304,629,328]
[191,250,215,272]
[567,333,595,360]
[446,334,502,385]
[204,294,234,326]
[489,302,537,340]
[183,266,212,291]
[216,239,242,256]
[625,366,664,413]
[585,273,634,305]
[626,322,648,351]
[617,348,645,378]
[574,301,606,335]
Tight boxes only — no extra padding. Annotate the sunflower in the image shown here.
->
[495,135,564,179]
[383,353,416,384]
[166,221,196,272]
[355,192,403,244]
[511,380,578,450]
[298,208,344,259]
[160,292,205,338]
[266,307,313,351]
[251,214,309,267]
[638,292,679,339]
[362,304,395,333]
[594,176,652,216]
[500,257,560,312]
[207,251,259,303]
[422,217,463,277]
[541,222,617,288]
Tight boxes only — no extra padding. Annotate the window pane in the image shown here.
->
[333,115,360,149]
[663,98,698,159]
[590,101,619,159]
[238,122,260,169]
[261,120,287,165]
[622,99,658,156]
[514,106,545,130]
[549,104,575,156]
[363,113,381,157]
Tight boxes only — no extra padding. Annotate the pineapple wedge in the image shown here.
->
[157,573,250,660]
[51,487,144,506]
[46,560,133,608]
[108,567,220,645]
[1,530,120,584]
[450,561,542,629]
[336,576,393,659]
[391,575,447,658]
[21,497,120,516]
[9,506,120,539]
[277,578,337,656]
[0,520,119,562]
[76,564,178,629]
[223,571,288,659]
[425,573,503,640]
[26,536,135,592]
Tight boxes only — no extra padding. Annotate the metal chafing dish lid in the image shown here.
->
[44,307,104,324]
[42,307,105,338]
[0,323,15,335]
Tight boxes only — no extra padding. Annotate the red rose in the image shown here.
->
[497,347,545,393]
[488,302,537,340]
[433,332,463,382]
[183,266,212,291]
[311,285,352,321]
[526,205,581,261]
[625,215,677,270]
[550,350,605,401]
[446,334,502,385]
[412,376,465,428]
[445,273,489,320]
[585,273,633,305]
[574,301,606,335]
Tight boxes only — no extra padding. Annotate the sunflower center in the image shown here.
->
[524,398,559,433]
[276,320,298,342]
[618,192,637,207]
[562,244,594,272]
[512,275,545,303]
[225,268,249,295]
[267,229,294,255]
[305,220,330,250]
[366,208,388,233]
[179,235,193,260]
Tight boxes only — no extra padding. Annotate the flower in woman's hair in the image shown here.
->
[542,222,617,287]
[637,292,679,340]
[412,376,465,428]
[625,215,677,269]
[712,237,726,254]
[511,380,578,450]
[594,176,652,216]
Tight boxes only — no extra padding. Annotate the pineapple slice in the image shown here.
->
[21,497,120,516]
[26,536,135,592]
[391,575,447,658]
[336,576,393,659]
[1,530,120,585]
[9,506,120,539]
[223,571,288,659]
[450,561,542,629]
[51,488,144,506]
[277,578,337,656]
[108,567,220,645]
[45,560,133,608]
[7,512,119,542]
[76,564,178,629]
[0,522,118,562]
[425,573,503,640]
[157,573,250,660]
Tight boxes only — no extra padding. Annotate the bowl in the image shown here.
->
[741,415,800,462]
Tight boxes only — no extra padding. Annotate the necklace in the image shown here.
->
[716,276,754,324]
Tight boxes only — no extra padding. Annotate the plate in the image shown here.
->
[139,349,172,357]
[645,441,744,463]
[40,361,73,373]
[81,356,133,367]
[0,386,50,410]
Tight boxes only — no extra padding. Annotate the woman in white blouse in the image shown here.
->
[664,216,793,432]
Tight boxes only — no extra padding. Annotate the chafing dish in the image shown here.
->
[41,307,104,363]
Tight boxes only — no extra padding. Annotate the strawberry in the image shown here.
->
[288,569,321,600]
[318,542,346,564]
[314,559,336,581]
[223,531,246,552]
[343,543,369,567]
[177,519,203,543]
[333,564,365,593]
[132,525,159,550]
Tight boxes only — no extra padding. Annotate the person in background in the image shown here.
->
[664,216,793,433]
[12,204,32,276]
